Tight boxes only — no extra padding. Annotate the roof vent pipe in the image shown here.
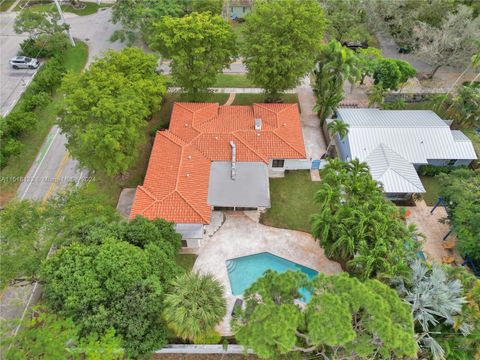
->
[230,141,236,180]
[255,118,262,131]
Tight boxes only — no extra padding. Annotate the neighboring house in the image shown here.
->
[225,0,253,19]
[130,102,309,247]
[333,108,477,200]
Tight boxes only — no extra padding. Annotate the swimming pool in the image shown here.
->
[226,252,318,301]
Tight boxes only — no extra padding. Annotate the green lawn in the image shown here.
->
[0,0,16,11]
[175,254,197,272]
[0,42,88,205]
[232,93,299,107]
[15,1,110,15]
[420,175,442,206]
[165,74,255,88]
[214,74,254,88]
[92,92,230,207]
[260,171,320,233]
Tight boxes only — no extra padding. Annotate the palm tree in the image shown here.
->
[163,272,226,341]
[367,83,386,108]
[313,40,361,124]
[323,119,349,158]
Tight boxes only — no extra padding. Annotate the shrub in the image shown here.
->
[22,91,51,111]
[19,33,69,58]
[418,164,468,176]
[0,139,24,168]
[33,58,66,93]
[4,111,37,137]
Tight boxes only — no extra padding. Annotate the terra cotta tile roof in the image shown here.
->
[130,102,306,224]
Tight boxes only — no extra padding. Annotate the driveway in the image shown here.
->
[193,213,342,335]
[296,76,326,160]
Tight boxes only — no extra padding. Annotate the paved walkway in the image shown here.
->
[295,76,327,160]
[193,213,342,336]
[405,200,461,264]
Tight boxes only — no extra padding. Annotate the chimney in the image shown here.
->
[230,141,236,180]
[255,118,262,131]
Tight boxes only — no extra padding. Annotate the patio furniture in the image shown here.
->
[441,239,455,250]
[442,256,455,264]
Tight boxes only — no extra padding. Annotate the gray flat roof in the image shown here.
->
[208,162,270,208]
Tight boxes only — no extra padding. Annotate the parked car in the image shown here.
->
[9,56,40,69]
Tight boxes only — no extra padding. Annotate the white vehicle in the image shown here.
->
[9,56,40,70]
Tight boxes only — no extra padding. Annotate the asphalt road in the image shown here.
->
[0,12,35,116]
[1,8,124,201]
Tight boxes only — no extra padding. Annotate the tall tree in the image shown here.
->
[163,272,226,341]
[415,5,480,78]
[41,237,180,358]
[58,48,166,176]
[311,160,419,280]
[233,270,417,360]
[0,200,46,288]
[151,12,236,99]
[324,119,349,158]
[2,307,123,360]
[191,0,223,14]
[438,169,480,260]
[241,0,327,100]
[111,0,188,44]
[312,40,360,123]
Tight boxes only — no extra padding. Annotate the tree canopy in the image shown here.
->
[58,47,166,176]
[41,234,180,357]
[313,40,360,123]
[311,160,419,280]
[163,272,226,341]
[241,0,327,99]
[438,168,480,260]
[151,12,236,98]
[415,5,480,78]
[111,0,188,44]
[2,307,123,360]
[0,200,47,288]
[233,270,417,359]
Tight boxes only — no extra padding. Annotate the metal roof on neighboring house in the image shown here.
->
[365,144,425,194]
[337,108,477,164]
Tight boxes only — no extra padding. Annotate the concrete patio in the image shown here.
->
[406,200,461,264]
[193,213,342,336]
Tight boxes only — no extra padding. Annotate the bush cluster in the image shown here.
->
[0,58,66,168]
[19,33,69,58]
[418,164,468,177]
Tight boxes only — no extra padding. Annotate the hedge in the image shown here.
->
[418,164,469,177]
[0,57,66,168]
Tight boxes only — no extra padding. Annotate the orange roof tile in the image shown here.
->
[130,102,307,224]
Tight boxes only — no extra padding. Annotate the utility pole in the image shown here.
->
[53,0,75,46]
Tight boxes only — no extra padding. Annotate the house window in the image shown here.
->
[447,159,456,166]
[231,7,233,12]
[272,159,285,168]
[242,6,246,12]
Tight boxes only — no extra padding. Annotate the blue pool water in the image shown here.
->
[226,252,318,302]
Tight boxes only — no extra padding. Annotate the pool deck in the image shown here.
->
[193,213,342,336]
